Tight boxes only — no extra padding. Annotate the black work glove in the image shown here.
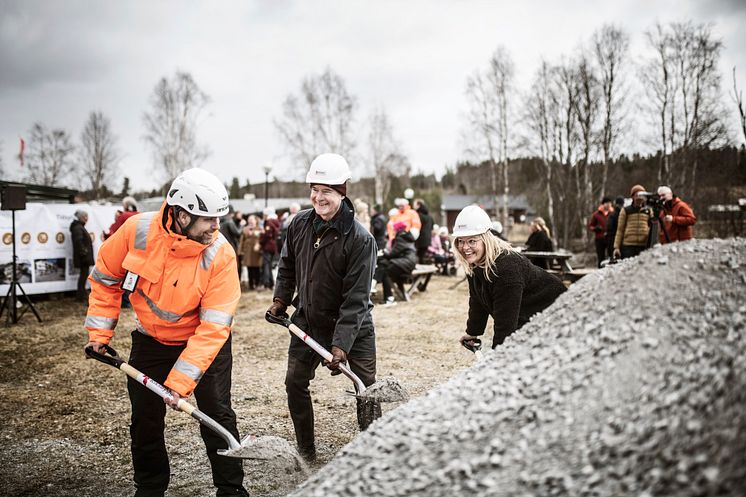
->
[323,346,347,376]
[267,298,288,319]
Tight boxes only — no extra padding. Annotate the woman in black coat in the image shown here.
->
[374,221,417,305]
[524,217,554,269]
[453,206,566,349]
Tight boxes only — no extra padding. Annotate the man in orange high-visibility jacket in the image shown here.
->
[84,168,248,497]
[386,197,421,244]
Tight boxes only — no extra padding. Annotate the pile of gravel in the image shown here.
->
[289,238,746,497]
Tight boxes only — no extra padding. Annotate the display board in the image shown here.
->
[0,203,120,295]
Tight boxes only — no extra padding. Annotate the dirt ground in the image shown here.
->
[0,272,477,497]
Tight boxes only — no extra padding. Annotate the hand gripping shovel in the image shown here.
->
[265,312,408,403]
[85,344,286,460]
[461,337,484,362]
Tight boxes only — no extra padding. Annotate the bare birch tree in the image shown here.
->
[23,122,75,187]
[643,22,727,191]
[275,67,358,173]
[464,46,514,226]
[142,71,211,183]
[593,24,630,199]
[733,67,746,144]
[368,107,410,205]
[524,60,560,247]
[79,111,119,199]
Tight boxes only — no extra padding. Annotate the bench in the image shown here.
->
[394,264,438,302]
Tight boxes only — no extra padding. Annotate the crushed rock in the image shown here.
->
[358,376,410,403]
[288,238,746,497]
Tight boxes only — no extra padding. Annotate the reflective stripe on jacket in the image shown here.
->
[85,202,240,396]
[386,206,422,242]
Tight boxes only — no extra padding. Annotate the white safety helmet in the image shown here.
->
[306,153,352,185]
[403,188,414,199]
[166,168,230,217]
[452,205,492,237]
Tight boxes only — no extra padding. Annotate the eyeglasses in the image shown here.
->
[456,238,480,248]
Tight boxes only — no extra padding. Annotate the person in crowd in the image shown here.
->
[220,207,242,279]
[524,217,554,269]
[71,210,94,302]
[369,203,388,251]
[656,186,697,244]
[373,221,418,305]
[237,214,263,291]
[413,199,434,263]
[436,226,456,275]
[260,206,280,290]
[588,197,613,268]
[427,225,449,272]
[84,168,247,497]
[354,198,371,231]
[105,196,139,239]
[386,198,421,244]
[280,202,301,251]
[613,184,653,260]
[605,196,625,259]
[492,220,508,241]
[453,205,566,349]
[267,153,379,462]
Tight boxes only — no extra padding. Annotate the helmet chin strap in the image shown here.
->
[171,206,199,241]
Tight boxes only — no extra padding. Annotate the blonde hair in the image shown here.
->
[452,230,516,282]
[532,217,551,238]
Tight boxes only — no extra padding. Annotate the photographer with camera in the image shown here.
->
[613,185,653,260]
[656,186,696,244]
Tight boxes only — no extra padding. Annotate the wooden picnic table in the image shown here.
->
[520,250,575,274]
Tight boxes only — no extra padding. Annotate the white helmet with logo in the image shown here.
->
[166,168,230,217]
[306,153,352,185]
[452,205,492,237]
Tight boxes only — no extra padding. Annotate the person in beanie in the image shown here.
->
[70,210,94,302]
[267,153,380,462]
[453,205,566,349]
[656,186,696,244]
[588,197,613,268]
[613,184,653,260]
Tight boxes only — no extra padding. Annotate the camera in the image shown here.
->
[637,192,664,211]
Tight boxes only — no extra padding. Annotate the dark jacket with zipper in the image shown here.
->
[415,205,434,251]
[274,197,377,360]
[370,212,388,251]
[381,230,417,274]
[466,251,566,348]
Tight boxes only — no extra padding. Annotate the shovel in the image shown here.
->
[461,337,484,361]
[264,311,408,403]
[85,344,286,460]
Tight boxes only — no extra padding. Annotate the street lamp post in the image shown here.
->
[263,164,272,208]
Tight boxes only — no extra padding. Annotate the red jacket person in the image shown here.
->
[656,186,696,244]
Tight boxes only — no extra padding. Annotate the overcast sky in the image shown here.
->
[1,0,744,192]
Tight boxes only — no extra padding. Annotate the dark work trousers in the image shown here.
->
[127,331,246,497]
[285,353,379,454]
[76,265,90,301]
[261,251,275,289]
[620,245,646,260]
[374,259,410,301]
[594,239,608,268]
[245,266,261,290]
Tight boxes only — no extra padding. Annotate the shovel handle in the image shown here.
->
[86,344,241,451]
[265,312,367,394]
[461,338,482,354]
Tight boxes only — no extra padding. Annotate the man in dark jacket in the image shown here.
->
[413,199,434,263]
[70,209,94,302]
[369,204,388,251]
[267,153,379,462]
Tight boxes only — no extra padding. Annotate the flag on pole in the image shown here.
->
[18,137,25,167]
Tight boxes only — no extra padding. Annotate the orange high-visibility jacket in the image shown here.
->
[386,205,422,242]
[85,202,240,397]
